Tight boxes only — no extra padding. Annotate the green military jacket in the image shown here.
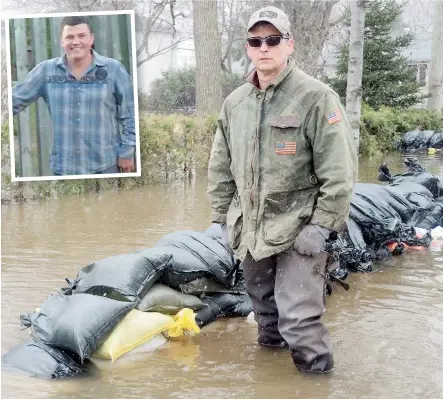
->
[207,59,358,261]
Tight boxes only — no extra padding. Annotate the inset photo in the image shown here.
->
[6,10,141,181]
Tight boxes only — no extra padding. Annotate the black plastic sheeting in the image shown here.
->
[156,231,239,288]
[400,130,443,150]
[332,158,443,273]
[2,340,84,379]
[20,294,136,362]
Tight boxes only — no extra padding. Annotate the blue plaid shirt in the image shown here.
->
[12,51,136,175]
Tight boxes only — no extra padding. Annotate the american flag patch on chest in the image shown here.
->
[275,142,296,155]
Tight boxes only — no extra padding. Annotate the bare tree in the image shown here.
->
[135,0,193,67]
[346,0,366,148]
[3,0,193,68]
[255,0,342,76]
[427,0,443,112]
[192,0,222,116]
[218,0,250,73]
[220,0,343,77]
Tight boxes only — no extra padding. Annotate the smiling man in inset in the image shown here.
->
[12,16,136,176]
[207,6,358,373]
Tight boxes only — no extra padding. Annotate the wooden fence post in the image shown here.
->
[13,19,35,177]
[32,17,53,176]
[51,17,62,58]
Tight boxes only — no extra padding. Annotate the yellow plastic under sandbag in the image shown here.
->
[93,308,200,362]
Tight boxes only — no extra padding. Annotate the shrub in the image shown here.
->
[2,106,440,200]
[144,67,244,114]
[359,105,443,157]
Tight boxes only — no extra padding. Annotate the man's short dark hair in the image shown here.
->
[60,16,93,37]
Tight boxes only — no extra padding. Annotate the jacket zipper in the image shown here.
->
[250,94,266,207]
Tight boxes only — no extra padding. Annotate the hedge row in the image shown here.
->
[1,106,442,201]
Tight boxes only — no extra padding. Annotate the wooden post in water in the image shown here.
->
[13,19,34,177]
[32,17,53,176]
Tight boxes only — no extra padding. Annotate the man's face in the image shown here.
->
[246,23,294,73]
[61,24,94,61]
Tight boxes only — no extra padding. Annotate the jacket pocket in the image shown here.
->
[227,193,243,249]
[270,114,301,130]
[262,189,316,246]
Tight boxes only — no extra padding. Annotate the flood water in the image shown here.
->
[2,153,443,399]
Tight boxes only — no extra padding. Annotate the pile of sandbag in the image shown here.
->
[2,231,252,379]
[329,158,443,274]
[4,158,443,380]
[399,130,443,151]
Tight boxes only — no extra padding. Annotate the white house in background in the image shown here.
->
[135,0,433,102]
[135,17,195,94]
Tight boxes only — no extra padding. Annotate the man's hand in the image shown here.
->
[294,224,332,257]
[117,157,134,172]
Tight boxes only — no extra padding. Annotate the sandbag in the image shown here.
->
[137,283,206,314]
[400,130,420,150]
[93,308,200,362]
[378,157,443,199]
[180,276,247,295]
[156,231,238,288]
[2,340,83,379]
[204,223,222,239]
[349,183,404,245]
[409,203,443,230]
[388,174,442,199]
[21,293,135,362]
[400,130,436,150]
[429,131,443,149]
[69,248,173,301]
[196,293,253,328]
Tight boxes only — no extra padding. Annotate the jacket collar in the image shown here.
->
[245,57,295,91]
[56,50,108,69]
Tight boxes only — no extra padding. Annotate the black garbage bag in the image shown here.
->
[408,203,443,230]
[66,249,173,301]
[2,340,84,379]
[156,231,238,289]
[21,294,135,362]
[388,174,442,199]
[429,131,443,149]
[179,275,247,295]
[195,293,252,328]
[400,130,420,150]
[333,218,374,272]
[400,130,436,150]
[349,183,405,245]
[204,223,242,266]
[378,158,443,198]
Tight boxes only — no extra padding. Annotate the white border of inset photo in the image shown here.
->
[6,9,141,182]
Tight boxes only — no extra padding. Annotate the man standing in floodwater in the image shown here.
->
[207,6,358,373]
[12,16,136,176]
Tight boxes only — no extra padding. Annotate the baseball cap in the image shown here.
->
[247,6,291,36]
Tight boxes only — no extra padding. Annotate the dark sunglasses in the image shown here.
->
[247,35,289,48]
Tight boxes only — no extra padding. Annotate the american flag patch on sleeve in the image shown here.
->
[275,142,296,155]
[325,109,342,125]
